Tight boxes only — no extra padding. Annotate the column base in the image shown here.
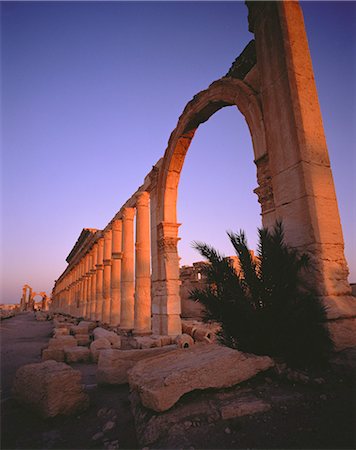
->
[323,295,356,351]
[132,329,152,337]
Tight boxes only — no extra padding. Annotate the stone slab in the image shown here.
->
[97,345,178,385]
[130,386,271,446]
[12,360,89,418]
[128,344,274,412]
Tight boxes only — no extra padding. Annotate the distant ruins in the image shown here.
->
[51,1,355,349]
[20,284,50,312]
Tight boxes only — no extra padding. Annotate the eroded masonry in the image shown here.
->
[51,1,356,348]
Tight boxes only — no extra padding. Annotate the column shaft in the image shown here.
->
[95,238,104,321]
[120,207,135,329]
[134,192,151,334]
[102,230,112,323]
[111,219,122,326]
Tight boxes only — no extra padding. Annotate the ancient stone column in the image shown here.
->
[102,230,112,324]
[95,238,104,321]
[79,260,86,317]
[90,244,98,320]
[75,266,80,316]
[86,252,93,319]
[134,192,152,334]
[111,219,122,326]
[83,253,90,319]
[153,222,182,336]
[120,207,135,329]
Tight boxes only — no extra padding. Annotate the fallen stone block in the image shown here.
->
[130,385,270,446]
[78,320,96,332]
[42,348,65,362]
[97,345,178,385]
[75,334,91,346]
[193,328,214,343]
[53,328,70,337]
[128,344,274,412]
[93,327,121,348]
[12,360,89,418]
[134,336,162,349]
[90,338,111,362]
[48,336,77,350]
[65,346,90,363]
[174,334,194,349]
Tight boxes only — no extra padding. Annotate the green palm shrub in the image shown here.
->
[190,222,333,366]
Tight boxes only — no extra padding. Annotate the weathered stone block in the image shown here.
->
[93,327,121,348]
[12,360,89,418]
[128,344,274,412]
[42,348,65,362]
[75,334,91,346]
[90,338,111,362]
[48,336,77,350]
[65,347,90,363]
[97,345,178,385]
[53,328,69,337]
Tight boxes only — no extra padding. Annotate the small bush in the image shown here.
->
[190,222,333,367]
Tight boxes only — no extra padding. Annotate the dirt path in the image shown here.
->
[1,313,137,450]
[1,312,53,399]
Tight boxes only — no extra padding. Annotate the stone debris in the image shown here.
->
[97,345,178,385]
[220,396,271,419]
[128,344,274,412]
[48,336,77,350]
[103,420,116,432]
[174,333,194,349]
[42,348,65,362]
[53,328,70,337]
[92,432,104,441]
[12,360,89,418]
[130,382,274,446]
[93,327,121,348]
[75,334,91,346]
[65,346,90,363]
[133,336,162,349]
[90,338,111,362]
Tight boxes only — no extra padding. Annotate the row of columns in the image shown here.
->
[52,192,152,334]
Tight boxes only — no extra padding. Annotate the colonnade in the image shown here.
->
[51,0,355,345]
[52,192,152,334]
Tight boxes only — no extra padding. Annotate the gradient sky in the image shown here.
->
[1,1,355,303]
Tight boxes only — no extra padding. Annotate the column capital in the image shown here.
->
[136,191,150,207]
[112,219,122,231]
[95,264,104,270]
[103,259,112,266]
[122,207,135,221]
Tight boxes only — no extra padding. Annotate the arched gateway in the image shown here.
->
[51,1,355,349]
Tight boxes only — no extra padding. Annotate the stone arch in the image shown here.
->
[152,77,274,335]
[157,77,270,224]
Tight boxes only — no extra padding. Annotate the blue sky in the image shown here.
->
[1,1,355,302]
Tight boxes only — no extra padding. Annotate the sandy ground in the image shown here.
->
[1,312,355,450]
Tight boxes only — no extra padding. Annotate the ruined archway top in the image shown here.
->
[157,76,267,223]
